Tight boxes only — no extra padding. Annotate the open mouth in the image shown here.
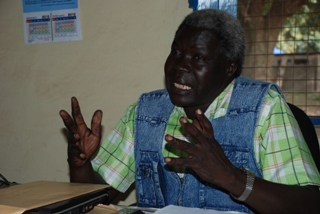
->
[174,82,191,90]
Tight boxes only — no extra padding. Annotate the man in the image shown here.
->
[60,9,320,213]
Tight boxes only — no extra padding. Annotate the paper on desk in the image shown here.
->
[0,181,109,214]
[154,205,245,214]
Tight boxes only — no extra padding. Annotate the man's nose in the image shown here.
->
[175,56,191,73]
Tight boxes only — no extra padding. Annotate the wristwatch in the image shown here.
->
[230,166,255,201]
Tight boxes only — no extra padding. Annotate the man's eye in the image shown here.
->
[171,49,179,55]
[194,55,203,60]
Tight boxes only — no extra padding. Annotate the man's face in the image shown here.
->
[164,26,234,109]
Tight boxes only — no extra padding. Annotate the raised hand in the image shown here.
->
[164,109,235,188]
[59,97,102,168]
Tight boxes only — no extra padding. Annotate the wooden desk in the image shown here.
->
[90,204,118,214]
[0,181,109,214]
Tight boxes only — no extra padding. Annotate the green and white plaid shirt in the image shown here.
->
[92,80,320,192]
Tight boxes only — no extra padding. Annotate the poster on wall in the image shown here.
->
[22,0,82,44]
[191,0,237,17]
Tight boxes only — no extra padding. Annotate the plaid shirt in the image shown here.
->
[92,80,320,192]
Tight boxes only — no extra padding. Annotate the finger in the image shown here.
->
[59,110,77,133]
[91,110,103,137]
[68,144,86,160]
[71,97,87,128]
[194,109,214,137]
[165,134,195,155]
[67,132,79,144]
[73,132,81,142]
[164,156,193,167]
[179,117,208,144]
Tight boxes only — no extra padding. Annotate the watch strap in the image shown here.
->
[230,166,255,201]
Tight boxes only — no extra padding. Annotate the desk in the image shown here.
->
[0,181,244,214]
[0,181,109,214]
[89,205,117,214]
[90,205,157,214]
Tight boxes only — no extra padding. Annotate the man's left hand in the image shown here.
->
[164,109,235,188]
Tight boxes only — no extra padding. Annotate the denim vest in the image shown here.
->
[134,76,282,213]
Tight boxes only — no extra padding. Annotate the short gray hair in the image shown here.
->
[176,9,245,76]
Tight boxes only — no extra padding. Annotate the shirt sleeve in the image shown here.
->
[91,103,137,193]
[255,89,320,186]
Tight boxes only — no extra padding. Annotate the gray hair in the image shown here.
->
[176,9,245,76]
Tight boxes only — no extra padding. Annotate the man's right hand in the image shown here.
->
[59,97,102,168]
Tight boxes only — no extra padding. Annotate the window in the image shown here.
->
[189,0,320,138]
[237,0,320,138]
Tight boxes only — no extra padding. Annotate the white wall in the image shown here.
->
[0,0,192,205]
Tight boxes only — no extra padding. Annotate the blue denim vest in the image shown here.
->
[134,76,282,213]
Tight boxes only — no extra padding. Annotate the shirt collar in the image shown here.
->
[174,79,235,119]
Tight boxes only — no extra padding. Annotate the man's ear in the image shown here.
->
[226,63,238,77]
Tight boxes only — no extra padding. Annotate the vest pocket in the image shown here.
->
[136,163,157,206]
[136,152,164,207]
[222,145,249,168]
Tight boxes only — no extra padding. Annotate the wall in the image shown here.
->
[0,0,192,205]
